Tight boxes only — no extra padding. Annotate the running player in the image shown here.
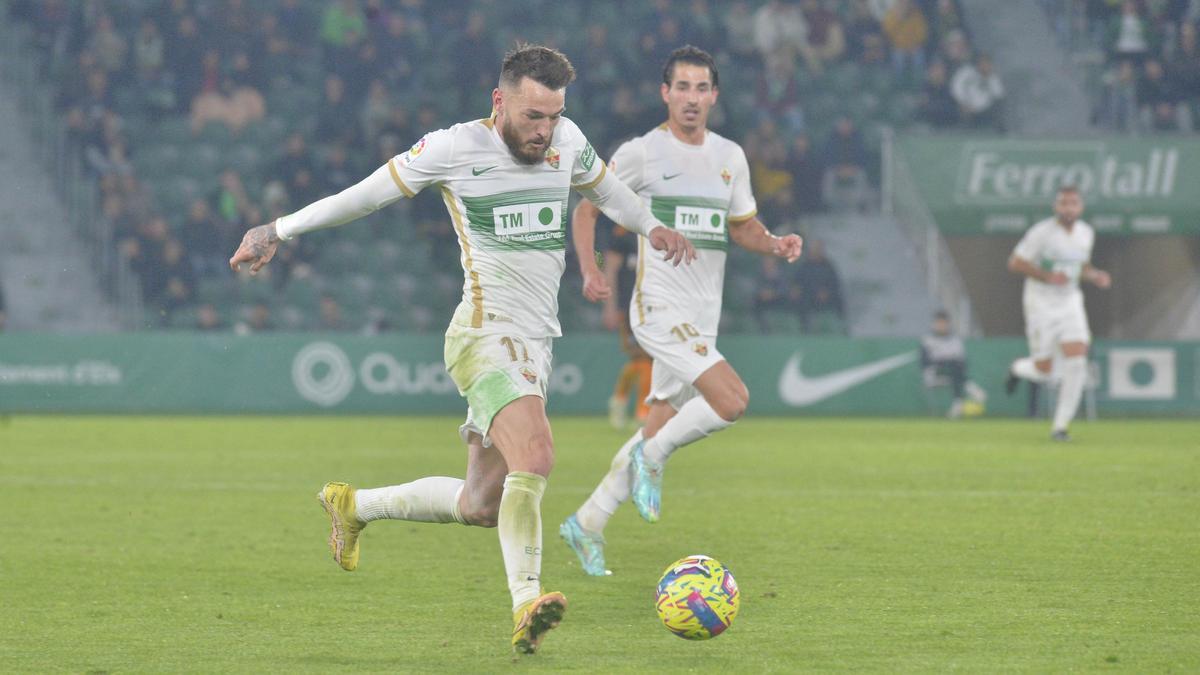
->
[229,44,694,653]
[1004,185,1111,441]
[560,46,803,576]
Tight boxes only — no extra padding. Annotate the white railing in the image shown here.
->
[881,126,980,336]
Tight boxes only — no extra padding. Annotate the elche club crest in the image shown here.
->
[720,168,731,186]
[545,146,560,169]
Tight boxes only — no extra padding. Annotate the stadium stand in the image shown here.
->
[4,0,980,334]
[1039,0,1200,134]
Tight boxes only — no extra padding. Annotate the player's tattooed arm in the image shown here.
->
[229,221,281,275]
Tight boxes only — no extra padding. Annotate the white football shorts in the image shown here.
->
[444,321,552,447]
[1024,297,1091,361]
[632,305,725,410]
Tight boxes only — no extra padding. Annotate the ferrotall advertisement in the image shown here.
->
[897,136,1200,235]
[1,334,1196,416]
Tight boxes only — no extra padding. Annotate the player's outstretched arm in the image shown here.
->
[570,199,611,302]
[729,216,803,262]
[230,162,409,275]
[229,221,281,275]
[1083,263,1111,289]
[574,169,695,266]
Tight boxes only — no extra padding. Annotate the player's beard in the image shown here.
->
[499,117,547,165]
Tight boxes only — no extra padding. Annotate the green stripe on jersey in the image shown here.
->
[650,195,729,251]
[460,188,570,251]
[690,239,730,251]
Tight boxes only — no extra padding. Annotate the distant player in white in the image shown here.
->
[560,46,803,576]
[229,45,694,654]
[1004,185,1111,441]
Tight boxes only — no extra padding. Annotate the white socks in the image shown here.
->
[355,471,548,612]
[1012,355,1087,432]
[1011,357,1050,383]
[643,396,734,465]
[499,471,547,612]
[354,477,466,524]
[1053,356,1087,432]
[575,429,643,534]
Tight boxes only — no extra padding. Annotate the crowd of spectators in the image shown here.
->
[1043,0,1200,133]
[752,238,845,333]
[9,0,977,334]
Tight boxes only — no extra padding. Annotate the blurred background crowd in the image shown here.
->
[1039,0,1200,133]
[3,0,1195,336]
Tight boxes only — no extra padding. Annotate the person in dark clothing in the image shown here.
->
[1137,59,1185,132]
[274,132,317,193]
[795,239,845,332]
[920,309,986,418]
[919,59,959,128]
[157,238,196,325]
[820,117,871,211]
[785,133,825,213]
[753,255,803,333]
[182,197,234,278]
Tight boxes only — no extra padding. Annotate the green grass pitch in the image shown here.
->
[1,416,1197,672]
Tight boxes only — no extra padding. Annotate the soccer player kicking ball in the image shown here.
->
[229,45,694,653]
[1004,185,1111,441]
[560,46,803,576]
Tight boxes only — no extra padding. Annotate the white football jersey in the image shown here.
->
[611,125,757,335]
[391,116,605,338]
[1012,217,1095,311]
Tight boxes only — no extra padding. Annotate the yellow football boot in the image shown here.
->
[317,481,365,571]
[511,591,567,654]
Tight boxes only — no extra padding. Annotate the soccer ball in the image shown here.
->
[654,554,740,640]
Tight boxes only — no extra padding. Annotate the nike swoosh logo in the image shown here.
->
[472,166,497,176]
[662,173,683,180]
[778,351,918,406]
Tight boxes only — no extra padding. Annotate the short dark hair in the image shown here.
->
[933,310,950,321]
[662,45,719,88]
[500,43,576,90]
[1057,184,1080,195]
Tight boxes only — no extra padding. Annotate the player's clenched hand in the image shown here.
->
[773,233,803,263]
[648,225,696,266]
[582,268,611,303]
[1087,269,1112,289]
[229,222,281,275]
